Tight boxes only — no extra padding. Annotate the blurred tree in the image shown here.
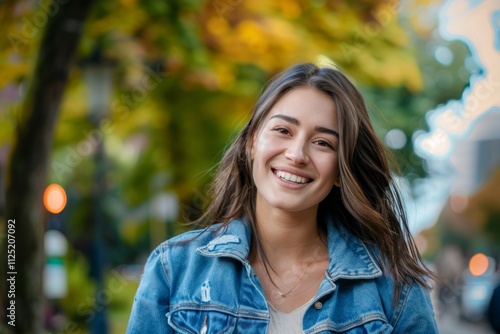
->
[1,0,95,333]
[421,169,500,259]
[465,169,500,246]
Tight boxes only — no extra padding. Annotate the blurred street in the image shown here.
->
[436,307,495,334]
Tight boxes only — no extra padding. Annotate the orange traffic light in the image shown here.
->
[43,184,67,214]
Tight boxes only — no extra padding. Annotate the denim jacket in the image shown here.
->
[127,218,438,333]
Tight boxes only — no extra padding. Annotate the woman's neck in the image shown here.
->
[253,198,324,267]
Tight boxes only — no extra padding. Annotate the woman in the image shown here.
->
[127,63,438,333]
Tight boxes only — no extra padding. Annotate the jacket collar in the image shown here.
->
[196,217,382,280]
[325,219,383,280]
[196,219,251,261]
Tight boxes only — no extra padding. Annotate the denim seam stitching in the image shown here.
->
[170,303,269,320]
[305,312,388,333]
[159,242,172,286]
[390,280,412,329]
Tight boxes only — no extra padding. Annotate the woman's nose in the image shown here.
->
[284,139,310,165]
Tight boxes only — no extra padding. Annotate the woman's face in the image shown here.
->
[251,86,340,215]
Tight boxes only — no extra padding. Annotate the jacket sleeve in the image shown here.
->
[391,281,438,334]
[126,243,173,333]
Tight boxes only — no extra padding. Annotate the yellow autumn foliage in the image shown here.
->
[0,0,437,95]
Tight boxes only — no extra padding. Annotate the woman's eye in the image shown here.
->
[273,127,290,135]
[315,140,334,149]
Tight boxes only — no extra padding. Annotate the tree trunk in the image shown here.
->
[2,0,95,332]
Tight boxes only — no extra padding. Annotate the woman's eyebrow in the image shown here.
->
[315,126,339,138]
[270,114,299,125]
[270,114,339,138]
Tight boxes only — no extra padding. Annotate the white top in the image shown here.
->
[267,300,311,334]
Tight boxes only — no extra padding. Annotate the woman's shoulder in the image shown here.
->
[160,223,223,249]
[158,219,250,254]
[143,224,224,280]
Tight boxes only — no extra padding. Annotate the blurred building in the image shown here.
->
[450,112,500,196]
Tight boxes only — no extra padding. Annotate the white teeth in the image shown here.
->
[276,170,310,184]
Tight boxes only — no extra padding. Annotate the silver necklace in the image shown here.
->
[266,246,320,298]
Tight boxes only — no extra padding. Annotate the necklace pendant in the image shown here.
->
[267,243,321,300]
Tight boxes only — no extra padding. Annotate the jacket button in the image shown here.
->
[314,301,322,310]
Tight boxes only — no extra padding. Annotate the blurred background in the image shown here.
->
[0,0,499,333]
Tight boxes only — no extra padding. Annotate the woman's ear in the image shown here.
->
[334,173,341,187]
[249,134,257,160]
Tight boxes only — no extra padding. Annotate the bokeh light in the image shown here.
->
[384,129,407,150]
[434,45,453,66]
[469,253,489,276]
[450,193,469,213]
[43,184,67,214]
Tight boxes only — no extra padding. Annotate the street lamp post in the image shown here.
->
[83,57,113,334]
[150,191,179,249]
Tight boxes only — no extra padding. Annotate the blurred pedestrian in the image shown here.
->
[127,63,438,333]
[434,244,465,315]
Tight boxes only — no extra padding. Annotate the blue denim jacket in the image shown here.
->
[127,218,438,333]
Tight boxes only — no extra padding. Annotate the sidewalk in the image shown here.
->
[436,308,494,334]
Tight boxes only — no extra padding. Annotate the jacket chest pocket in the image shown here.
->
[167,309,236,334]
[313,319,393,334]
[335,320,393,334]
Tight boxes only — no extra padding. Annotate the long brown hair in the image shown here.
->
[194,63,433,300]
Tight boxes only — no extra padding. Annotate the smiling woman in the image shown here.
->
[126,63,438,334]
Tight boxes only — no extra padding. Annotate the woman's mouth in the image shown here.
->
[273,169,313,184]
